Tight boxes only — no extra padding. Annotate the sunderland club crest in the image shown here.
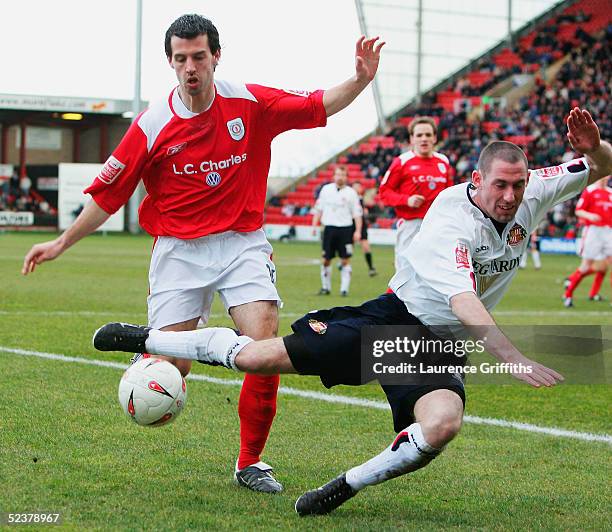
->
[308,319,328,335]
[506,223,527,246]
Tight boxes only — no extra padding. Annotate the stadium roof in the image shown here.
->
[0,93,138,128]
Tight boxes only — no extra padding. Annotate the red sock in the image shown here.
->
[589,271,605,298]
[237,373,280,470]
[565,268,593,297]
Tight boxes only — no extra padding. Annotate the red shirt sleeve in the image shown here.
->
[247,84,327,138]
[83,116,149,215]
[379,157,409,207]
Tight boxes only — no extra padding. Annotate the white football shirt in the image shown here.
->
[314,183,363,227]
[389,158,590,330]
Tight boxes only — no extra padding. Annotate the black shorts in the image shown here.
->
[322,225,354,260]
[283,293,466,432]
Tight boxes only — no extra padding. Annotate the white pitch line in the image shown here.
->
[1,309,611,318]
[1,345,610,445]
[494,310,611,316]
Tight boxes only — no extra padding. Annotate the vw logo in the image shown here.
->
[206,172,222,187]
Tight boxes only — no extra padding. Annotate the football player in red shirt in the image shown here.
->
[563,176,612,306]
[378,117,452,270]
[22,14,385,493]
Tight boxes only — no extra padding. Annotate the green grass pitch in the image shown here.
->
[1,232,610,530]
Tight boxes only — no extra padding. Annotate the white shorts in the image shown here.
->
[395,218,423,271]
[147,229,280,329]
[580,225,612,260]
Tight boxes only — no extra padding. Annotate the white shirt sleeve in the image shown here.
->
[525,158,590,228]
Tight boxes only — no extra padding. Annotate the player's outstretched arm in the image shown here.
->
[450,292,564,388]
[566,107,612,183]
[22,200,110,275]
[323,36,385,118]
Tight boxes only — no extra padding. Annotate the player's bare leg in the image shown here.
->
[295,389,463,515]
[233,338,296,373]
[229,300,283,494]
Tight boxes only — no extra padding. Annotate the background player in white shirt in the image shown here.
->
[21,14,385,493]
[95,108,612,515]
[312,166,363,296]
[519,231,542,269]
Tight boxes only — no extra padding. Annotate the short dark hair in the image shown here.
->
[164,14,221,58]
[477,141,528,177]
[408,116,437,136]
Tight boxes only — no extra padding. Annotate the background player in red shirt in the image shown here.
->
[563,176,612,306]
[378,116,452,270]
[21,14,385,493]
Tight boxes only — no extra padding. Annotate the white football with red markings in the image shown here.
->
[118,358,187,427]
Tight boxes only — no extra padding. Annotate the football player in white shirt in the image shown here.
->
[94,108,612,515]
[312,166,363,296]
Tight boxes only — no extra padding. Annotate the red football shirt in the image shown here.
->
[84,81,327,238]
[575,184,612,227]
[378,150,451,220]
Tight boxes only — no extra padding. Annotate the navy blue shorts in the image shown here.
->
[322,226,353,260]
[283,293,465,432]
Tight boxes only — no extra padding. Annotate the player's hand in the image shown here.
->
[22,239,64,275]
[567,107,600,155]
[407,194,425,208]
[355,36,385,83]
[587,212,602,223]
[353,230,361,243]
[510,356,564,388]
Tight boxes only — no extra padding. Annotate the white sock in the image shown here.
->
[145,328,252,370]
[340,264,352,293]
[321,264,331,290]
[532,250,541,269]
[345,423,441,491]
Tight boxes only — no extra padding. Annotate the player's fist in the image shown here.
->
[22,239,64,275]
[407,194,425,208]
[353,230,361,243]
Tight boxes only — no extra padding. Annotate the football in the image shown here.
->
[118,358,187,426]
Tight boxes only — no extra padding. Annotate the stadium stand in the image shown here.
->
[0,171,55,216]
[265,0,611,236]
